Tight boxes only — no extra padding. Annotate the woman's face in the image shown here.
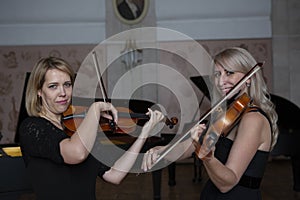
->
[38,68,72,116]
[214,63,249,97]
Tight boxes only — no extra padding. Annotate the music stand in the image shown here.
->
[190,75,211,101]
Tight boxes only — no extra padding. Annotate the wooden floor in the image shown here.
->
[19,157,299,200]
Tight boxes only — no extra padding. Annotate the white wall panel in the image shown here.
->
[0,0,105,23]
[156,0,271,40]
[0,0,271,45]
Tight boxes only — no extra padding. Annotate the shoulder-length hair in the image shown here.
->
[26,57,75,117]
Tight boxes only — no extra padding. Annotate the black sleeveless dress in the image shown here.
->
[200,108,271,200]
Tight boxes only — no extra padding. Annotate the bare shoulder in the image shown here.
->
[238,110,271,151]
[243,108,269,123]
[239,111,268,130]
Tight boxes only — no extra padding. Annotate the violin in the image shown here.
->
[194,92,251,159]
[62,104,178,136]
[150,62,264,167]
[63,51,177,137]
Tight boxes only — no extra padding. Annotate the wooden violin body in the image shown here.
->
[62,104,178,136]
[195,92,252,158]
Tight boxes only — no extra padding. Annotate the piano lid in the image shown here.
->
[190,75,211,100]
[271,94,300,131]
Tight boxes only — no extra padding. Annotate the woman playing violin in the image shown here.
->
[19,57,165,200]
[142,47,278,200]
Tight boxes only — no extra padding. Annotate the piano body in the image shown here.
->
[0,73,32,200]
[0,145,32,200]
[269,94,300,157]
[0,72,176,200]
[270,94,300,193]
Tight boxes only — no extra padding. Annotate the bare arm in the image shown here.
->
[102,109,165,185]
[60,102,118,164]
[140,124,208,172]
[201,112,271,192]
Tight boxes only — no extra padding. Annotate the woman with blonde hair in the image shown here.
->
[20,56,164,200]
[142,47,278,200]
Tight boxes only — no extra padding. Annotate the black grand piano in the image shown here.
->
[0,73,177,200]
[0,144,32,200]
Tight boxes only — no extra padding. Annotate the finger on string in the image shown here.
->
[145,108,152,116]
[147,108,153,117]
[154,110,164,122]
[147,109,155,123]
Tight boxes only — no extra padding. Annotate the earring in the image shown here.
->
[246,83,251,87]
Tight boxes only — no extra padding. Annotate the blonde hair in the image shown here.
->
[26,57,75,117]
[212,47,278,150]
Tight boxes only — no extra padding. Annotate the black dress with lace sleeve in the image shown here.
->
[20,117,68,165]
[19,117,110,200]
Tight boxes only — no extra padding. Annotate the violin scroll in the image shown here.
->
[164,117,178,129]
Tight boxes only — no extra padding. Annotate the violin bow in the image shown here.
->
[151,62,264,167]
[92,51,109,102]
[92,51,116,130]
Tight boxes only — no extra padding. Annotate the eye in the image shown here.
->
[225,70,234,76]
[64,81,72,88]
[214,71,221,78]
[48,84,57,89]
